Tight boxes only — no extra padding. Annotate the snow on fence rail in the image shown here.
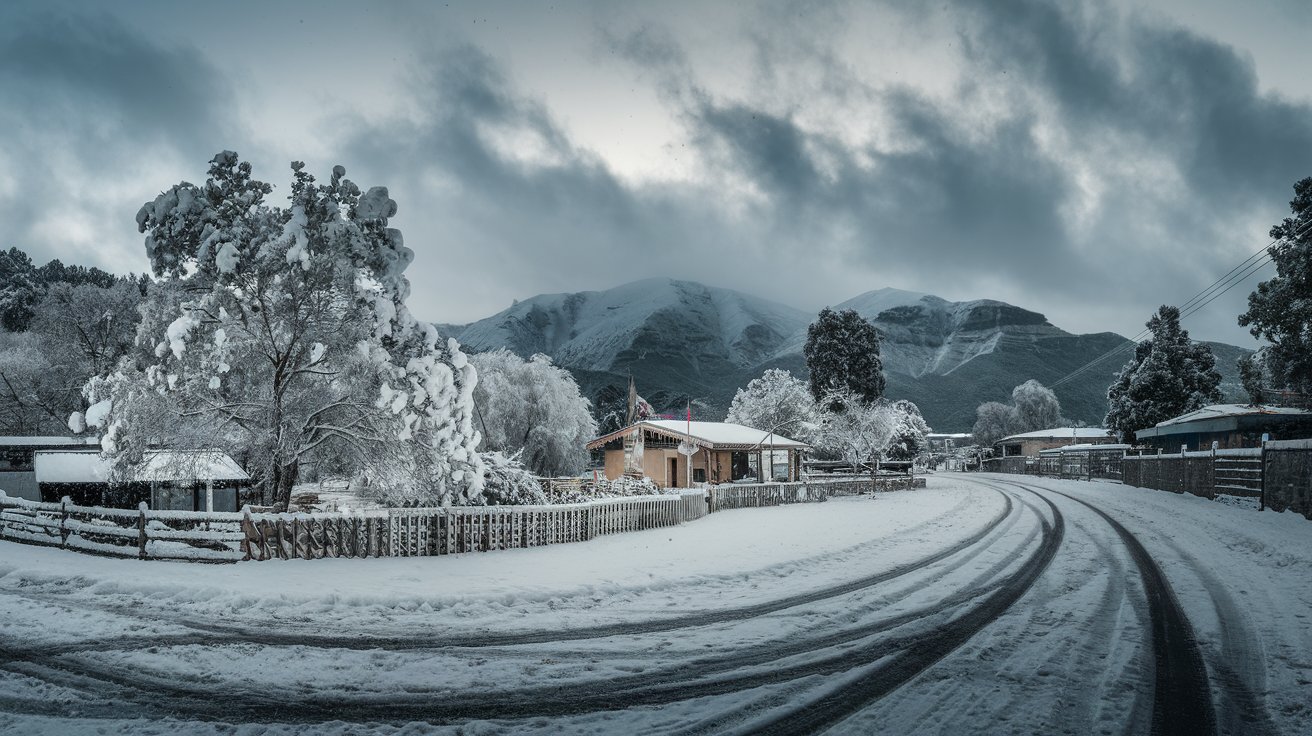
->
[0,493,247,562]
[0,474,930,562]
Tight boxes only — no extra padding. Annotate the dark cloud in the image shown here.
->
[0,9,239,270]
[1,0,1308,344]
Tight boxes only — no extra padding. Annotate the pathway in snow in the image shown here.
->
[0,475,1308,735]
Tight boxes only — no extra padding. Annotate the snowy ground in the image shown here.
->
[0,475,1308,734]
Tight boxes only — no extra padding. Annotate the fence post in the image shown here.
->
[60,496,70,549]
[1259,435,1268,512]
[138,502,148,560]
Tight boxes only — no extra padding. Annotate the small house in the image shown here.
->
[587,420,809,487]
[33,449,251,512]
[1133,404,1312,452]
[0,436,100,502]
[995,427,1118,458]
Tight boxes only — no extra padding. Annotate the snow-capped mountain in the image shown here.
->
[446,279,1247,431]
[454,278,810,373]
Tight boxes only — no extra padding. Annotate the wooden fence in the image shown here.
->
[240,492,709,560]
[0,495,248,562]
[1121,449,1262,500]
[0,473,931,563]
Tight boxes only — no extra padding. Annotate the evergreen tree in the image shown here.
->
[1238,353,1266,407]
[0,247,126,332]
[803,307,885,410]
[0,247,41,332]
[1239,176,1312,396]
[1105,306,1222,442]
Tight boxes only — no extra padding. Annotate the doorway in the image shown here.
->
[668,457,679,488]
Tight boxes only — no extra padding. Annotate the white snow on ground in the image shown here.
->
[0,486,991,637]
[0,475,1309,735]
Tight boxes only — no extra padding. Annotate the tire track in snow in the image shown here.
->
[997,479,1217,736]
[701,486,1065,736]
[3,490,1015,656]
[869,478,1148,736]
[0,491,1032,725]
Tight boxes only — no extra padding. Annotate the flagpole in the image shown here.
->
[686,401,693,488]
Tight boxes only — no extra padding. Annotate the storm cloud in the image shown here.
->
[0,0,1309,344]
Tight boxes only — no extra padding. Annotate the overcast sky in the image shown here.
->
[2,0,1310,345]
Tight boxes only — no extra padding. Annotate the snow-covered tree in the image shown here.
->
[886,399,931,461]
[808,390,913,464]
[470,349,596,477]
[1010,380,1062,433]
[804,308,885,410]
[1239,177,1312,397]
[970,379,1065,447]
[0,331,62,434]
[1105,305,1222,442]
[1238,352,1266,407]
[0,281,143,435]
[726,368,819,442]
[75,152,484,508]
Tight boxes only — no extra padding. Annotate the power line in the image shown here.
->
[1046,219,1312,391]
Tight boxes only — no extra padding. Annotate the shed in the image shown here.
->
[587,420,809,487]
[0,436,101,502]
[1133,404,1312,451]
[34,449,251,511]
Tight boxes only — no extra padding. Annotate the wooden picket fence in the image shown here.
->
[706,476,922,512]
[239,493,708,561]
[0,474,931,563]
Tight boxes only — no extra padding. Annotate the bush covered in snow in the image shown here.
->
[480,451,548,506]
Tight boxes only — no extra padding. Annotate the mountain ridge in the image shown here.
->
[445,278,1250,431]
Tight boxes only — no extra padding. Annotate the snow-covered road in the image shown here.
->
[0,475,1308,735]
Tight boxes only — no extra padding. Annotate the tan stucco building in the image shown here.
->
[587,420,809,488]
[995,427,1118,457]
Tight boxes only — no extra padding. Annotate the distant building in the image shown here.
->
[0,436,101,502]
[995,427,1118,457]
[33,449,251,512]
[1133,404,1312,452]
[587,420,809,487]
[927,433,973,453]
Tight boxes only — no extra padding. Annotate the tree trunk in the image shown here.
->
[273,457,299,510]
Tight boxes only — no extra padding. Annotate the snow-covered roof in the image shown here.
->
[0,436,100,447]
[927,433,972,439]
[997,427,1115,443]
[33,451,111,484]
[1152,404,1312,428]
[588,420,809,450]
[1038,443,1131,454]
[34,449,250,484]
